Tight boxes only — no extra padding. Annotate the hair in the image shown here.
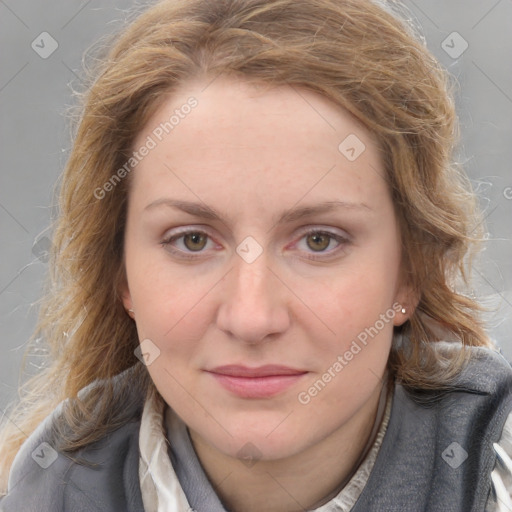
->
[0,0,492,493]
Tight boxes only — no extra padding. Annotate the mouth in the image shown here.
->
[205,365,308,398]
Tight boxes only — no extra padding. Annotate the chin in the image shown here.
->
[195,415,315,463]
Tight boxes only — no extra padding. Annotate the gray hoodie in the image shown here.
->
[1,344,511,512]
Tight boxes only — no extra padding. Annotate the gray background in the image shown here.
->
[1,0,511,413]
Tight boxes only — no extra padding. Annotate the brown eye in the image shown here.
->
[306,232,331,251]
[183,232,208,251]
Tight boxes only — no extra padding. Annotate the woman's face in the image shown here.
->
[122,76,410,461]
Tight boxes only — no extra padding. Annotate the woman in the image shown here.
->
[0,0,511,510]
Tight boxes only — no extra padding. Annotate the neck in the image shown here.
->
[189,381,389,512]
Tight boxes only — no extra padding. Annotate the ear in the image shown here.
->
[392,281,420,327]
[117,269,135,319]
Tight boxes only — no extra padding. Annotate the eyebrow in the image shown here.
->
[144,198,372,226]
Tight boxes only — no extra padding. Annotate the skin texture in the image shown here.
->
[121,75,412,511]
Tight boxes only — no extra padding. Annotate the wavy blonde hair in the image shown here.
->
[0,0,491,492]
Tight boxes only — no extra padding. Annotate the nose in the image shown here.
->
[216,253,291,345]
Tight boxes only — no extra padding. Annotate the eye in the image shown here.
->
[181,232,208,251]
[161,226,350,261]
[304,232,333,251]
[161,228,218,259]
[292,228,350,259]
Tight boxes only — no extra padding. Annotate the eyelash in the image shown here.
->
[160,227,350,261]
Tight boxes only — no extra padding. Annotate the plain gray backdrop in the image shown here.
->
[1,0,511,414]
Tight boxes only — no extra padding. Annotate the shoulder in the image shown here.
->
[352,344,512,511]
[0,366,146,512]
[404,341,512,395]
[399,342,512,419]
[445,342,512,393]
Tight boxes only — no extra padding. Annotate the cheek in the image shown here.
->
[293,265,398,407]
[126,250,218,347]
[297,280,395,413]
[300,265,398,342]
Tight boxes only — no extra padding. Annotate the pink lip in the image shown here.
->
[206,365,308,398]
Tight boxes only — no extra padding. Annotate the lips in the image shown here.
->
[206,365,308,398]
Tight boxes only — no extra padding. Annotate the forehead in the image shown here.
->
[135,76,376,153]
[129,76,390,217]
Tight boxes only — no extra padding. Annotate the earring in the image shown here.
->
[128,308,134,313]
[401,307,407,314]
